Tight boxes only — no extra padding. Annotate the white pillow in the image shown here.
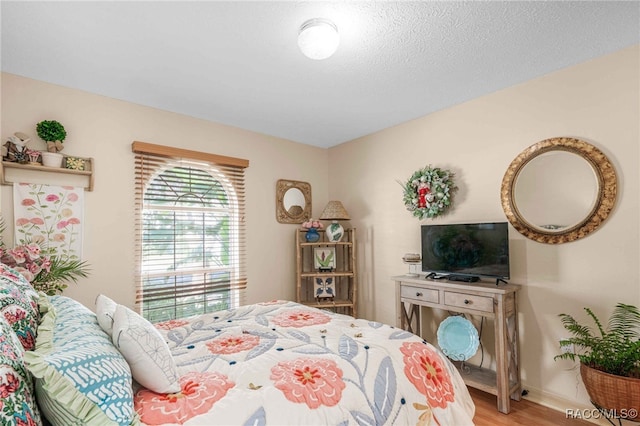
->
[95,294,117,336]
[112,304,181,394]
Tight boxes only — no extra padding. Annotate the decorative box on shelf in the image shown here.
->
[64,156,87,171]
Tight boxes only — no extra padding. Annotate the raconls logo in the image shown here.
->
[566,408,638,420]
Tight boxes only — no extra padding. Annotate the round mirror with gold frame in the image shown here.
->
[276,179,312,224]
[501,137,617,244]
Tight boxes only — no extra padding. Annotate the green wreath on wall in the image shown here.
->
[402,165,457,220]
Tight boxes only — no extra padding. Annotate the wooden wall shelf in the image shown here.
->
[0,158,95,191]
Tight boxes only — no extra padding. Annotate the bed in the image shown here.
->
[0,264,475,426]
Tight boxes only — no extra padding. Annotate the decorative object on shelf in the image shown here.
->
[401,165,457,220]
[313,247,336,271]
[302,219,323,242]
[314,277,335,299]
[402,253,421,277]
[26,149,41,165]
[40,151,64,168]
[36,120,67,153]
[4,132,31,164]
[65,156,86,171]
[437,315,480,362]
[320,200,350,242]
[304,227,320,242]
[402,253,421,262]
[554,303,639,420]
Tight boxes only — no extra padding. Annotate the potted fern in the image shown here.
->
[555,303,640,420]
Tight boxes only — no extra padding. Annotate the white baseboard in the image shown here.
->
[522,386,611,426]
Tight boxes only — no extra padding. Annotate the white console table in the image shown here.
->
[393,275,521,414]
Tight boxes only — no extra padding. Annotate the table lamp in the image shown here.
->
[320,200,350,242]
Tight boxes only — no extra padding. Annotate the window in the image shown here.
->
[132,142,248,322]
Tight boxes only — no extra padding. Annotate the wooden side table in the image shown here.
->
[393,275,521,414]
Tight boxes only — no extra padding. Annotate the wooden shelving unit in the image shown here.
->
[0,157,95,191]
[296,228,357,317]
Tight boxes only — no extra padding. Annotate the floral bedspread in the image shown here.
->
[135,301,475,425]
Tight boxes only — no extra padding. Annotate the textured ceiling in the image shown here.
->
[2,1,639,148]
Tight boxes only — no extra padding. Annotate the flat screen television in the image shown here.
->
[421,222,510,282]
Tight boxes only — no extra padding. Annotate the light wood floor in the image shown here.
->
[470,388,593,426]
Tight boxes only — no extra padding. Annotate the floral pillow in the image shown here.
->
[0,263,40,350]
[0,315,42,425]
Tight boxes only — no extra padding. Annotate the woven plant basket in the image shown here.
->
[580,363,640,421]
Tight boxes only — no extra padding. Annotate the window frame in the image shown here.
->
[132,142,249,321]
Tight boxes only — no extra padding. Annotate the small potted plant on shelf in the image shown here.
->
[36,120,66,167]
[554,303,640,420]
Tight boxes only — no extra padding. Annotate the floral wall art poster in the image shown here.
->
[13,183,84,261]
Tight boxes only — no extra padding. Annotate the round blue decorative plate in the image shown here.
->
[436,316,479,361]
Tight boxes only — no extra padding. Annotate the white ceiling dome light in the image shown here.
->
[297,18,340,60]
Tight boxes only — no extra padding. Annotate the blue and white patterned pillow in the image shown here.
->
[24,296,137,426]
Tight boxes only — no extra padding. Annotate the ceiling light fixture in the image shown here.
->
[298,18,340,60]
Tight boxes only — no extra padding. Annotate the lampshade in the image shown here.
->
[297,18,340,60]
[320,201,350,221]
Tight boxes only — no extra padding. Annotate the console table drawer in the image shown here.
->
[444,291,493,312]
[401,286,439,304]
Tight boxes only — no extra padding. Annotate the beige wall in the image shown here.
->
[328,44,639,413]
[0,72,330,310]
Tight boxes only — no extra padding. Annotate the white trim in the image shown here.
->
[523,385,611,425]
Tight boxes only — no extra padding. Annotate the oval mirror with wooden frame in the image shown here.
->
[501,137,617,244]
[276,179,312,224]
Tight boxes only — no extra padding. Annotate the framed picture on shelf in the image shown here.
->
[314,277,335,299]
[314,247,336,271]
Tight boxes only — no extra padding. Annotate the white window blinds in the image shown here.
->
[132,142,248,322]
